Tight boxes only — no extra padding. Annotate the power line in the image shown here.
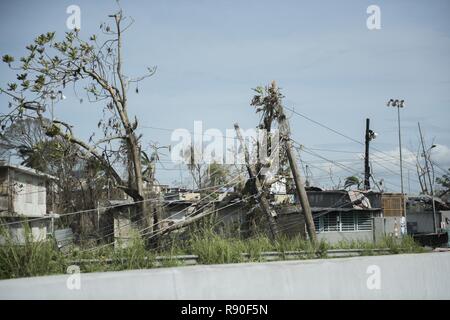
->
[284,105,439,178]
[141,116,430,188]
[292,140,420,192]
[431,160,448,176]
[140,125,241,142]
[305,147,362,154]
[73,175,248,254]
[294,142,364,178]
[284,106,363,145]
[82,141,283,252]
[0,196,165,227]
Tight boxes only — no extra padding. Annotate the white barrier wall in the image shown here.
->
[0,252,449,299]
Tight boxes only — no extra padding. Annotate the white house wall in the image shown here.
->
[11,172,46,217]
[0,220,47,245]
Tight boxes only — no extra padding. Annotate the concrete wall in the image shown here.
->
[373,216,408,242]
[383,216,401,235]
[112,205,140,249]
[0,219,47,244]
[407,211,440,234]
[317,231,373,243]
[1,252,449,299]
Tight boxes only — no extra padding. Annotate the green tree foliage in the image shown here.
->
[344,176,361,190]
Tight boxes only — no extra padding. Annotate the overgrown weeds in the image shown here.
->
[0,223,425,280]
[0,224,65,279]
[189,230,244,264]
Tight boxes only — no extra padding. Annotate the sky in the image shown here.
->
[0,0,449,194]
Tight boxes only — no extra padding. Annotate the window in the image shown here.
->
[315,212,372,233]
[314,216,325,233]
[356,213,372,231]
[341,213,356,231]
[323,213,339,232]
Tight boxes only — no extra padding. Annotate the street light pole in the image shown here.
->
[387,99,407,223]
[49,90,65,122]
[396,105,404,197]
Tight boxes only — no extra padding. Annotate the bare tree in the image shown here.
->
[183,143,207,189]
[0,118,50,167]
[0,10,156,232]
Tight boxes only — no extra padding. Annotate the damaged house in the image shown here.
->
[0,163,58,244]
[406,195,450,234]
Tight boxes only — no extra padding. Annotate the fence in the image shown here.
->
[381,193,404,217]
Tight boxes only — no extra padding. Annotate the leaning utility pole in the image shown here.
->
[418,122,436,233]
[234,123,279,240]
[364,118,371,190]
[270,82,317,242]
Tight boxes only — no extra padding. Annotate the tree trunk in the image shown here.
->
[128,137,151,232]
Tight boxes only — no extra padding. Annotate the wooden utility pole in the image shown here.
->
[97,201,100,232]
[364,118,371,190]
[149,155,162,248]
[418,122,436,233]
[234,123,279,240]
[271,81,317,243]
[281,131,317,243]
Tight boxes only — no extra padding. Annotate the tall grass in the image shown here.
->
[187,231,343,263]
[0,222,425,280]
[189,230,244,264]
[0,224,66,279]
[66,231,157,272]
[379,235,424,254]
